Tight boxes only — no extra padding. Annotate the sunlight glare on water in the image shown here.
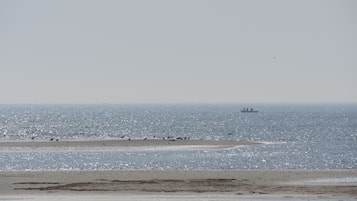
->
[0,104,356,170]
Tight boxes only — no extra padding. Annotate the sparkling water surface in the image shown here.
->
[0,104,356,170]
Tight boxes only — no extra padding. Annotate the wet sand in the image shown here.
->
[0,170,356,200]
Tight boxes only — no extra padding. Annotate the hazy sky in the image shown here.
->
[1,0,356,104]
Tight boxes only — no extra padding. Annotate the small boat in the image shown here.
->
[241,108,258,113]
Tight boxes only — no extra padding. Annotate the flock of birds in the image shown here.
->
[4,131,236,142]
[120,135,190,141]
[24,135,193,142]
[29,136,60,142]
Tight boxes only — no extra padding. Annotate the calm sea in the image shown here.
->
[0,104,356,170]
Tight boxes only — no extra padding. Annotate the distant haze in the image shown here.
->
[1,0,356,104]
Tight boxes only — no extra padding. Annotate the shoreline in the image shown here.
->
[1,139,356,200]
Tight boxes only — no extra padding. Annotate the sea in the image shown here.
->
[0,104,356,171]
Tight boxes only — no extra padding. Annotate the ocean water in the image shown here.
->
[0,104,356,170]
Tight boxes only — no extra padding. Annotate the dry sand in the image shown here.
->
[0,170,356,200]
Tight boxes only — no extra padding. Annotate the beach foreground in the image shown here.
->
[0,170,356,201]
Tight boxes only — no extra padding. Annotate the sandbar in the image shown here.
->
[0,139,260,151]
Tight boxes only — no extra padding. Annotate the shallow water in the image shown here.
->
[305,177,357,184]
[0,104,356,170]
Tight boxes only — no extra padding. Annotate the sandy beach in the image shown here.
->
[0,170,356,200]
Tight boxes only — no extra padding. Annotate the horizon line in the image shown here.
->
[0,102,356,105]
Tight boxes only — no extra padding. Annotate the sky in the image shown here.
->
[0,0,356,104]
